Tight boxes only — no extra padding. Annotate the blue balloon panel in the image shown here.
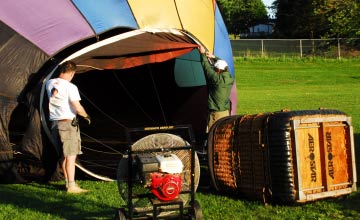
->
[72,0,138,34]
[214,5,234,76]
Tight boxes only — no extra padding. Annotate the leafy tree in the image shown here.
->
[273,0,324,38]
[217,0,268,35]
[314,0,360,38]
[273,0,360,38]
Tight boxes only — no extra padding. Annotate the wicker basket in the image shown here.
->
[208,109,357,203]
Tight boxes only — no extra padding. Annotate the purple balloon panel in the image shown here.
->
[0,0,94,55]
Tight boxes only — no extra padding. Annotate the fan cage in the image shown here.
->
[117,132,200,215]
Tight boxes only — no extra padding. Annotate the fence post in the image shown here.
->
[261,39,264,57]
[337,38,341,59]
[300,39,303,58]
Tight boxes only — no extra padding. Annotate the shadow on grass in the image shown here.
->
[0,182,116,220]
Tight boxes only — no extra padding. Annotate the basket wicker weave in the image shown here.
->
[208,110,357,204]
[208,114,272,202]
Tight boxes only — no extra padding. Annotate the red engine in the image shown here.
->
[149,172,182,201]
[136,153,184,201]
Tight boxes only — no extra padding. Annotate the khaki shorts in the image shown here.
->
[51,120,82,157]
[208,110,230,130]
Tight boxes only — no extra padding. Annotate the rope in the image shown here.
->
[75,163,114,182]
[0,150,13,154]
[78,158,117,170]
[72,65,171,179]
[81,132,123,155]
[112,71,158,124]
[76,65,104,71]
[79,90,127,130]
[147,65,168,126]
[81,146,122,155]
[75,80,128,178]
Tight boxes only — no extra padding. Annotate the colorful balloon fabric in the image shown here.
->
[0,0,237,182]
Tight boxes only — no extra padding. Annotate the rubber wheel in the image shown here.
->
[192,200,203,220]
[114,208,126,220]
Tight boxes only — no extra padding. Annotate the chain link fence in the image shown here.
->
[231,38,360,58]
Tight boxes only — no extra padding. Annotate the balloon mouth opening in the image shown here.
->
[10,29,210,181]
[39,57,208,180]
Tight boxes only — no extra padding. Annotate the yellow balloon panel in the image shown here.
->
[128,0,182,29]
[176,0,215,52]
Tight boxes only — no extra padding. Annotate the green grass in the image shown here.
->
[0,181,122,220]
[235,57,360,133]
[1,58,360,220]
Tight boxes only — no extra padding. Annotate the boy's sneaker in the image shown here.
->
[67,183,89,194]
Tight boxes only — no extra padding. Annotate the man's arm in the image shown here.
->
[198,45,222,84]
[71,100,88,117]
[71,100,91,124]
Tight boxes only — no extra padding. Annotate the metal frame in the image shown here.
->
[117,124,199,220]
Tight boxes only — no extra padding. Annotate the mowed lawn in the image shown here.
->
[1,58,360,220]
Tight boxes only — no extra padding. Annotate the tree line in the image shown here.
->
[217,0,360,39]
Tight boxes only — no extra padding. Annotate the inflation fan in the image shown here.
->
[115,126,202,219]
